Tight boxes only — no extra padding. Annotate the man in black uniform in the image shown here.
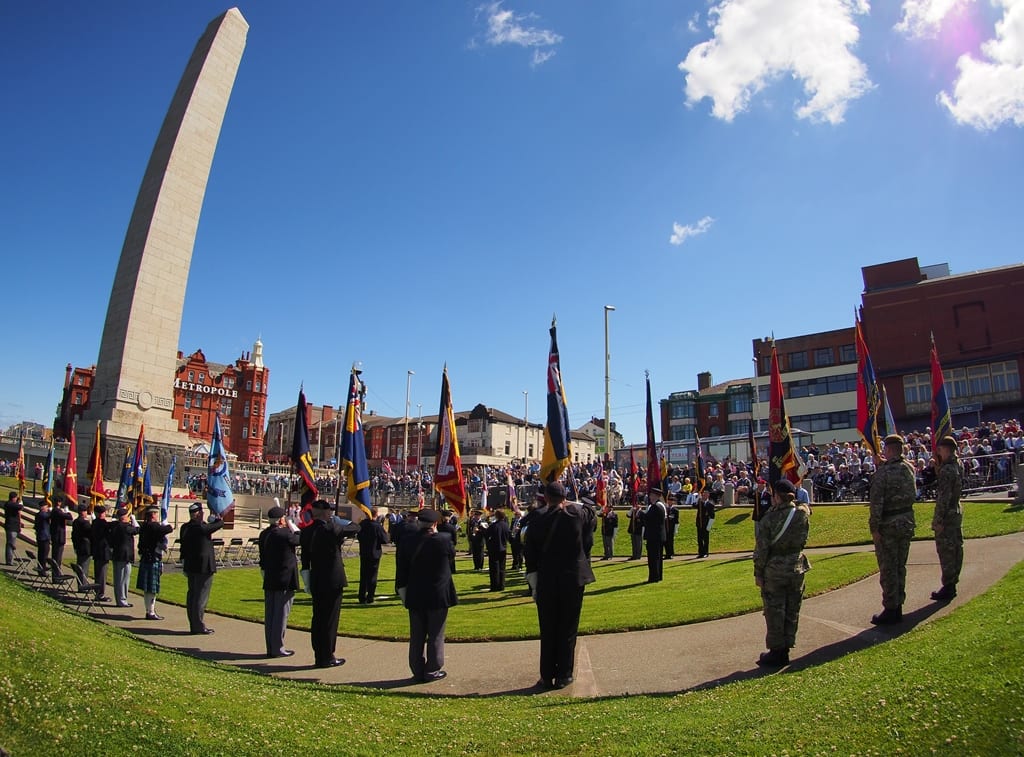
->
[626,500,644,560]
[259,505,301,657]
[301,499,348,668]
[396,508,458,682]
[4,491,23,565]
[524,481,596,690]
[356,507,389,604]
[484,509,511,591]
[136,506,174,620]
[696,488,715,558]
[179,502,223,634]
[90,505,112,600]
[644,487,667,583]
[49,499,74,579]
[71,504,92,580]
[33,500,52,574]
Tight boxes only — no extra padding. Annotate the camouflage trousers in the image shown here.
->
[874,517,915,610]
[934,521,964,589]
[761,570,805,650]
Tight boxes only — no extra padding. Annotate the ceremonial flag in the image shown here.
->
[15,431,26,499]
[629,447,640,507]
[693,428,706,493]
[540,317,572,483]
[42,438,56,506]
[206,415,234,515]
[481,466,489,510]
[87,422,106,510]
[643,373,661,495]
[434,366,468,516]
[660,446,669,489]
[747,423,759,481]
[63,428,79,507]
[129,426,155,513]
[768,344,801,486]
[855,316,882,456]
[382,459,393,477]
[291,387,319,525]
[160,456,176,522]
[340,368,373,520]
[879,382,897,439]
[116,446,133,506]
[595,460,607,511]
[507,470,518,510]
[930,334,952,449]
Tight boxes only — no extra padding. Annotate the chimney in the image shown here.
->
[697,372,713,391]
[64,364,73,390]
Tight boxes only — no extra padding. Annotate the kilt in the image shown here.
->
[136,559,163,594]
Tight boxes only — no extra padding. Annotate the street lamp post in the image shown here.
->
[416,403,423,470]
[522,390,529,461]
[403,370,414,474]
[604,305,615,462]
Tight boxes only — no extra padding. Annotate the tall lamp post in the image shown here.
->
[416,403,423,471]
[604,304,615,462]
[403,370,414,474]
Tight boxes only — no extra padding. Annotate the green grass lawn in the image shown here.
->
[1,560,1021,755]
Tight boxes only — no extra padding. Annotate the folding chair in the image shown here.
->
[227,537,245,566]
[9,549,33,580]
[24,551,47,589]
[46,558,76,601]
[212,538,226,568]
[242,537,260,565]
[70,563,108,616]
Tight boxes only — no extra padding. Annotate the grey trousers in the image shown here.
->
[264,589,295,656]
[408,606,449,678]
[185,572,214,632]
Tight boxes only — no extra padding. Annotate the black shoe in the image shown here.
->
[269,650,295,658]
[423,670,447,682]
[116,602,133,608]
[757,649,789,667]
[95,595,109,602]
[553,676,574,688]
[316,657,345,669]
[870,608,903,625]
[191,627,215,635]
[536,678,555,690]
[931,586,957,601]
[145,613,163,621]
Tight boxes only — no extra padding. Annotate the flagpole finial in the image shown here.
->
[551,314,557,327]
[645,369,649,380]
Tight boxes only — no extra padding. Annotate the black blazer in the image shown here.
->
[108,520,140,563]
[90,517,112,562]
[71,516,91,557]
[179,518,224,574]
[485,520,511,554]
[396,529,457,611]
[3,501,23,533]
[49,507,74,546]
[259,524,300,592]
[524,503,596,587]
[357,518,390,559]
[138,521,174,561]
[34,508,52,543]
[300,519,348,593]
[645,500,667,542]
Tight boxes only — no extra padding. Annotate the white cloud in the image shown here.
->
[477,1,563,66]
[678,0,873,125]
[669,216,715,246]
[688,12,702,33]
[895,0,968,38]
[938,0,1024,129]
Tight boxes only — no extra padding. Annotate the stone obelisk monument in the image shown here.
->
[78,8,248,469]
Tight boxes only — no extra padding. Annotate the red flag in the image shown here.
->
[15,432,26,499]
[434,366,468,515]
[595,461,607,511]
[63,428,79,507]
[855,315,882,455]
[87,422,106,510]
[644,374,661,495]
[629,448,640,507]
[693,427,706,493]
[930,334,952,450]
[768,344,801,486]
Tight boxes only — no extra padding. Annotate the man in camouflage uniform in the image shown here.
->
[753,479,811,667]
[930,435,964,601]
[869,434,917,625]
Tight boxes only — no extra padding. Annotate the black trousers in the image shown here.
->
[185,572,214,632]
[471,542,485,571]
[646,539,664,582]
[535,578,585,684]
[358,555,380,603]
[93,558,109,597]
[697,527,710,557]
[408,606,449,678]
[487,549,506,590]
[310,587,343,665]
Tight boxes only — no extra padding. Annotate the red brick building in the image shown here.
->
[54,338,270,462]
[860,258,1024,427]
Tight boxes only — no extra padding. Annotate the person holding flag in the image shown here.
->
[339,366,373,521]
[930,434,964,602]
[5,491,24,566]
[290,388,319,527]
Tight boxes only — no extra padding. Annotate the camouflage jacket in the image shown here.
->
[932,458,964,529]
[869,456,917,531]
[753,503,810,580]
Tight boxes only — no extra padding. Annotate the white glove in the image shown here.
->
[287,520,300,533]
[300,569,311,592]
[525,572,538,598]
[397,587,407,602]
[130,515,139,527]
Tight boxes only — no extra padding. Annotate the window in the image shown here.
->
[670,426,695,441]
[528,444,534,457]
[468,419,486,432]
[188,371,194,382]
[709,425,720,436]
[504,441,511,454]
[255,380,261,392]
[198,373,205,384]
[839,343,857,363]
[225,377,234,389]
[903,373,930,406]
[708,403,719,418]
[788,351,808,370]
[761,355,772,375]
[192,418,200,432]
[194,395,202,408]
[945,367,968,399]
[729,420,751,435]
[728,395,751,413]
[242,427,248,439]
[967,365,991,397]
[758,385,770,404]
[813,347,834,367]
[74,392,83,405]
[992,361,1021,393]
[184,396,192,409]
[222,424,230,439]
[671,401,696,419]
[182,418,188,430]
[246,380,252,391]
[252,426,259,439]
[222,399,232,415]
[826,373,857,394]
[243,401,250,418]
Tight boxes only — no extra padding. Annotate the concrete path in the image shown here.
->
[22,533,1024,698]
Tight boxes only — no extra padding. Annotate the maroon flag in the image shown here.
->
[644,373,661,495]
[768,344,801,486]
[434,366,468,515]
[63,428,79,507]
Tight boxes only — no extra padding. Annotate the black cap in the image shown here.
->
[114,507,128,518]
[311,499,333,511]
[76,504,89,513]
[938,435,958,449]
[884,434,905,446]
[94,504,107,514]
[8,492,18,501]
[268,506,287,519]
[773,479,797,496]
[417,508,441,523]
[649,485,664,494]
[544,481,566,500]
[188,502,203,514]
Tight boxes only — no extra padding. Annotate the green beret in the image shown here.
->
[937,435,958,449]
[883,434,905,446]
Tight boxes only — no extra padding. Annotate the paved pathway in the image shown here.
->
[57,532,1019,698]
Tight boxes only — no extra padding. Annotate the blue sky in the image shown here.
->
[2,0,1022,446]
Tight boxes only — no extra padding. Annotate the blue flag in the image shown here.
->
[206,415,234,515]
[540,317,572,483]
[160,456,176,522]
[129,426,154,513]
[42,439,56,506]
[116,447,133,506]
[340,369,373,519]
[291,388,319,517]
